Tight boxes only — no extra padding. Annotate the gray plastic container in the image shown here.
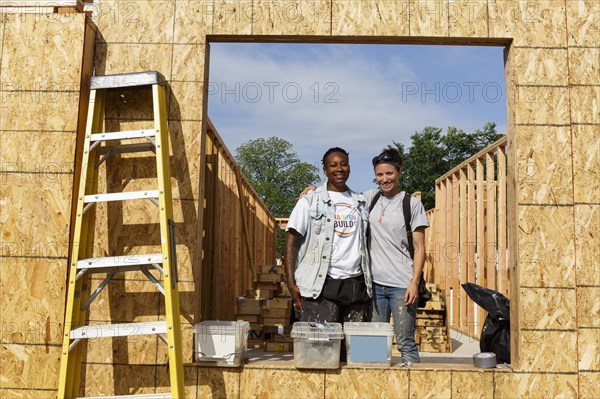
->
[290,322,344,369]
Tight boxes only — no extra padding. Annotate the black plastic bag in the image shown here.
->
[462,282,510,363]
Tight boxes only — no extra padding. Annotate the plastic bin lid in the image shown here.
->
[194,321,250,334]
[291,322,344,339]
[343,322,394,335]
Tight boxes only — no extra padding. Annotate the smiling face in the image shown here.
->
[375,163,401,196]
[323,151,350,192]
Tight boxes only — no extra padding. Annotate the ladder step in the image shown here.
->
[84,190,159,203]
[91,129,157,142]
[77,253,163,270]
[90,71,166,90]
[98,143,156,155]
[71,321,167,339]
[77,394,172,399]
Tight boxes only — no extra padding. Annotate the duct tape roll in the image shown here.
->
[473,352,497,368]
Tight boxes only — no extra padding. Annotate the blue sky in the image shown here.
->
[207,43,507,193]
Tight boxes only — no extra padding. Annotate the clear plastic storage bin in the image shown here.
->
[290,322,344,369]
[343,322,394,367]
[194,321,250,367]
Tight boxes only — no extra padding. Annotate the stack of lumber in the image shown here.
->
[235,264,294,352]
[415,283,451,353]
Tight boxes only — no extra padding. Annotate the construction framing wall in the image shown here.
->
[0,1,598,398]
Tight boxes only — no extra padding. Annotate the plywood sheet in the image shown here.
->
[94,43,173,76]
[324,368,409,399]
[0,173,73,248]
[513,86,570,125]
[579,371,600,399]
[78,363,158,397]
[409,0,448,37]
[566,0,600,47]
[511,48,568,86]
[172,44,206,82]
[0,388,58,399]
[572,124,600,204]
[409,369,451,399]
[0,131,76,168]
[94,0,175,44]
[0,258,66,345]
[1,13,85,84]
[0,344,61,389]
[0,89,80,131]
[84,335,161,365]
[240,368,325,398]
[169,81,205,121]
[253,0,331,35]
[569,85,599,124]
[576,286,600,328]
[520,330,577,372]
[574,204,600,285]
[578,327,600,371]
[516,205,575,287]
[568,47,599,85]
[519,288,576,330]
[451,370,494,399]
[332,0,408,36]
[211,0,253,35]
[153,365,199,399]
[448,0,488,38]
[488,0,567,47]
[494,372,578,398]
[197,367,241,399]
[514,126,572,205]
[174,0,213,43]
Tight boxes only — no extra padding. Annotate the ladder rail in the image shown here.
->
[153,83,185,399]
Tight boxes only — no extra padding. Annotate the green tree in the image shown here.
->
[235,137,319,256]
[235,136,320,212]
[397,122,503,210]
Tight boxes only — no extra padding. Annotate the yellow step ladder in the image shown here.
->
[58,71,184,399]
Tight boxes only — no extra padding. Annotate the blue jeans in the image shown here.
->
[371,282,420,363]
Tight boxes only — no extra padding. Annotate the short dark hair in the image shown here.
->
[372,146,402,171]
[322,147,349,166]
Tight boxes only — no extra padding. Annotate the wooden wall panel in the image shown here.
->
[211,0,253,35]
[0,344,62,390]
[240,368,325,399]
[94,43,173,76]
[574,204,600,285]
[566,0,600,47]
[325,368,409,399]
[488,0,567,47]
[450,370,494,399]
[93,0,176,44]
[254,0,332,35]
[332,0,409,36]
[448,0,488,38]
[494,372,578,398]
[174,0,213,42]
[409,369,451,399]
[197,367,241,399]
[409,0,449,37]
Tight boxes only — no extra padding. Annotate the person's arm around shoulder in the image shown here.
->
[405,226,426,306]
[284,229,303,312]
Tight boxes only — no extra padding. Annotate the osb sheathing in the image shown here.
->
[0,10,92,395]
[0,0,598,398]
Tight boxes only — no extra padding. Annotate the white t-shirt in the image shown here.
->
[287,190,362,279]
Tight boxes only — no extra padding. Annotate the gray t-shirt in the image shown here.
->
[364,189,430,288]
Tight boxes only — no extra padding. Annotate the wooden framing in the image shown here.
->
[430,137,508,338]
